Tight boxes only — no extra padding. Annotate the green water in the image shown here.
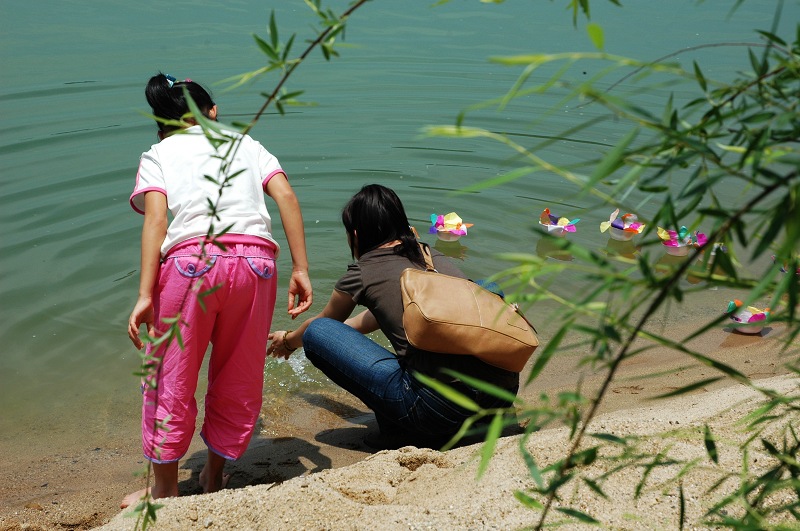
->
[0,0,794,454]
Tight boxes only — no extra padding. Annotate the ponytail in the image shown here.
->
[397,230,425,267]
[145,72,215,133]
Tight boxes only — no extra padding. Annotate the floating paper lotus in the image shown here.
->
[539,208,580,237]
[726,299,769,334]
[657,226,707,256]
[600,209,645,241]
[429,212,473,242]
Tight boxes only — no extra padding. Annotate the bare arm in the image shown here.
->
[267,289,357,359]
[345,309,380,334]
[265,173,313,319]
[128,192,168,349]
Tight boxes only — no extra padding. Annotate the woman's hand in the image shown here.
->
[128,296,155,350]
[269,290,358,360]
[287,269,312,319]
[267,330,298,360]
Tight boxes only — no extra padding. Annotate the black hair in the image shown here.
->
[341,184,425,266]
[145,72,215,133]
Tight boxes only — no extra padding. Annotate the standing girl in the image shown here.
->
[123,73,312,508]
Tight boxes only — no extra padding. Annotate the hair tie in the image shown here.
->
[165,74,177,88]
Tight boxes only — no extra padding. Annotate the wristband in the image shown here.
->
[282,330,298,352]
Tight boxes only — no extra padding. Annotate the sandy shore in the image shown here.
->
[1,320,797,530]
[95,374,798,531]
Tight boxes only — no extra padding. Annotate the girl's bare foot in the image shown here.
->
[199,469,231,494]
[120,482,181,509]
[199,450,230,493]
[120,488,149,509]
[121,462,180,508]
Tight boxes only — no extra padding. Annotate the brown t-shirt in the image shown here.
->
[334,246,518,391]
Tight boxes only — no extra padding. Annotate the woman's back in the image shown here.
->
[335,245,518,390]
[335,246,465,357]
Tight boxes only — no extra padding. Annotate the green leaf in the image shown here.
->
[751,196,789,259]
[519,437,544,488]
[676,190,704,218]
[441,416,476,451]
[555,507,600,525]
[586,22,604,50]
[583,477,609,499]
[414,373,481,412]
[280,89,305,101]
[748,48,767,76]
[268,11,279,49]
[513,490,543,509]
[197,283,223,313]
[710,248,739,281]
[477,413,504,478]
[639,185,669,193]
[253,35,279,62]
[742,111,775,124]
[282,34,296,61]
[586,127,638,190]
[570,447,598,467]
[756,30,786,46]
[693,61,707,92]
[589,432,627,445]
[526,321,570,385]
[440,369,520,404]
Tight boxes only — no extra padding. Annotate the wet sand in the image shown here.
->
[1,317,796,530]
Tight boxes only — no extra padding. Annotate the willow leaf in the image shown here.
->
[414,373,481,412]
[477,413,504,479]
[527,321,570,384]
[513,490,543,509]
[583,477,609,500]
[587,22,604,50]
[555,507,600,525]
[441,369,520,404]
[586,127,638,190]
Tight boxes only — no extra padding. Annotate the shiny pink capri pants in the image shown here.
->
[142,237,278,463]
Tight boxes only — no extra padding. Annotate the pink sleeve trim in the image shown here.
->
[261,169,286,192]
[130,187,167,215]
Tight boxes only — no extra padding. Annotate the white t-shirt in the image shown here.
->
[130,125,284,256]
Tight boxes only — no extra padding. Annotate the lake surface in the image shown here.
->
[1,0,794,457]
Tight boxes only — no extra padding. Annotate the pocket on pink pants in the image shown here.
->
[246,256,275,279]
[171,255,217,278]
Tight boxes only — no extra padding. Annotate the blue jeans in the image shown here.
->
[302,318,512,441]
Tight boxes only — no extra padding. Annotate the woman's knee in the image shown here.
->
[302,318,344,363]
[302,318,333,351]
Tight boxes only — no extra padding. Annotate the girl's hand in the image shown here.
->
[128,296,155,350]
[287,270,312,319]
[267,330,297,360]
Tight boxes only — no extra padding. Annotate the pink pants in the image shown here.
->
[142,236,278,463]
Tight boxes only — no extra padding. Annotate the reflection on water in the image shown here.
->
[604,238,639,259]
[655,251,713,286]
[536,237,574,262]
[434,239,470,261]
